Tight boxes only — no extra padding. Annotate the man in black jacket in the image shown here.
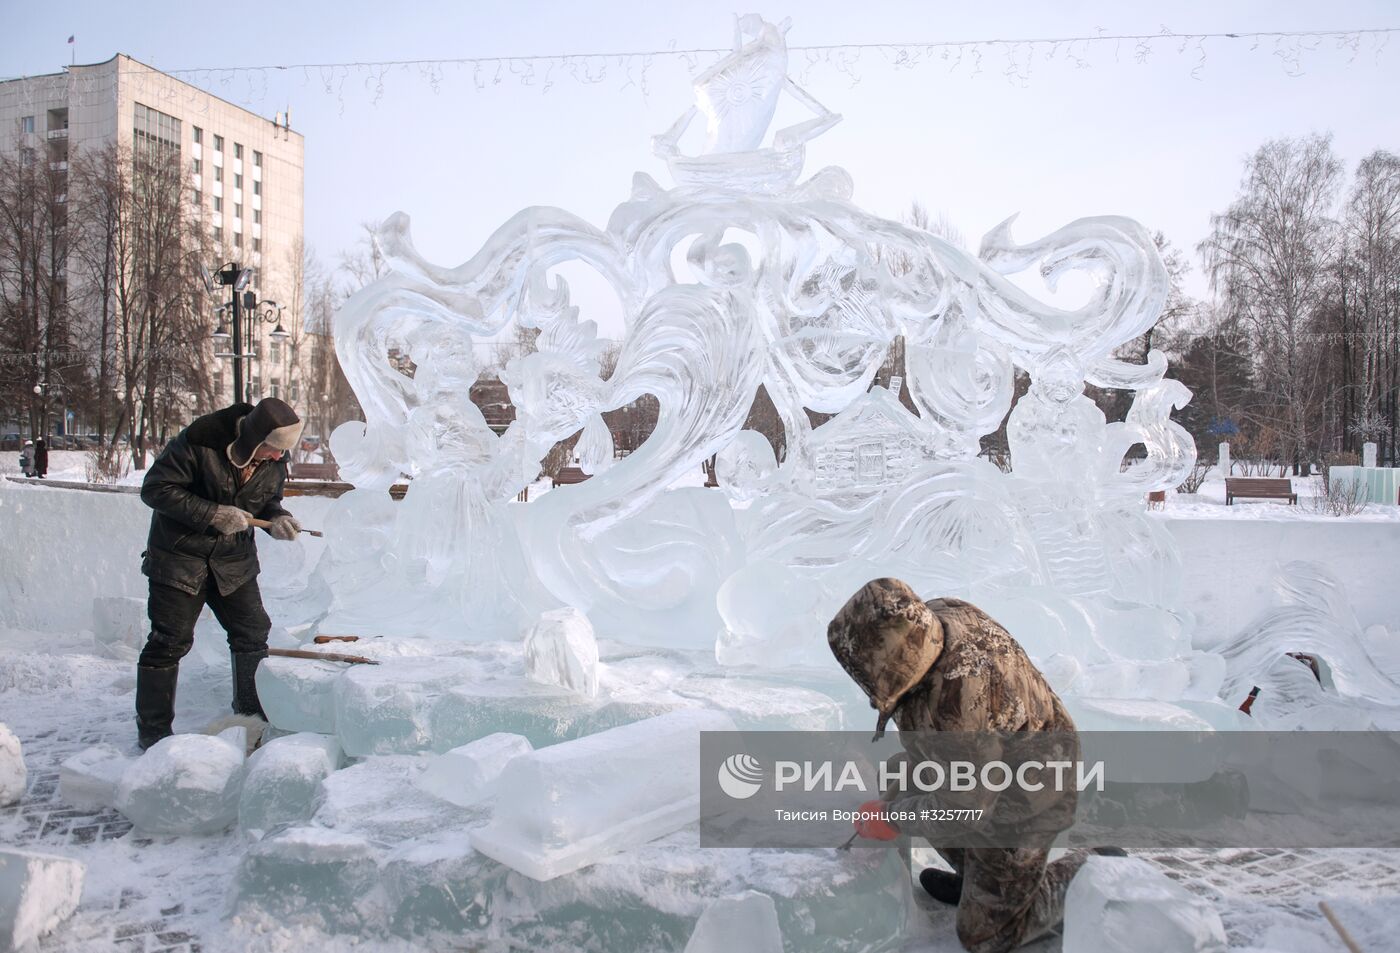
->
[136,398,304,750]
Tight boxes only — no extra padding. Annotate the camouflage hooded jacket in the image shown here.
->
[829,579,1079,845]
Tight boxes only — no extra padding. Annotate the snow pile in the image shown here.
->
[471,709,736,880]
[0,848,85,951]
[1064,856,1228,953]
[115,733,246,834]
[523,608,600,697]
[684,890,784,953]
[58,744,133,811]
[414,732,532,808]
[0,724,24,807]
[239,733,343,836]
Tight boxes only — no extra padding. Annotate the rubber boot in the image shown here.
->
[136,664,179,750]
[918,868,964,905]
[231,650,268,718]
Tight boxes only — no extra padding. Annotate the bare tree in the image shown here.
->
[1336,150,1400,461]
[1201,134,1343,473]
[68,141,128,442]
[0,130,72,439]
[110,140,213,466]
[337,220,387,291]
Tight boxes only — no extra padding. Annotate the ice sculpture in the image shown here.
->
[1063,856,1228,953]
[316,13,1221,716]
[1214,561,1400,729]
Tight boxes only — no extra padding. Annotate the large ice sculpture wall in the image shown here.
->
[320,15,1206,695]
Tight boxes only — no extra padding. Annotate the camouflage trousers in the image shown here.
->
[934,846,1089,953]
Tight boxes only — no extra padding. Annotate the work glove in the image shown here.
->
[210,505,253,535]
[266,514,301,540]
[853,800,900,841]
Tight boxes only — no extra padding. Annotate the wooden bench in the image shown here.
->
[1225,477,1296,505]
[289,462,341,481]
[552,466,590,488]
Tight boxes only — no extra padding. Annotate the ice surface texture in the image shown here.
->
[524,608,599,696]
[0,848,85,951]
[58,744,132,811]
[1063,856,1227,953]
[415,732,532,807]
[471,709,737,880]
[115,733,245,834]
[0,724,24,807]
[239,732,343,835]
[684,890,784,953]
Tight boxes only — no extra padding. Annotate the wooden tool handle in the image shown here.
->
[248,516,324,538]
[268,647,378,665]
[1319,902,1365,953]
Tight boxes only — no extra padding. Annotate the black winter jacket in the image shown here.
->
[140,403,292,596]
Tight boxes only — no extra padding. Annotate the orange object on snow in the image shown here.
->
[853,800,900,841]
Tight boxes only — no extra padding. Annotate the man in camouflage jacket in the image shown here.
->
[829,578,1089,953]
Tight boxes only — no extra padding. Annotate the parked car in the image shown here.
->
[0,433,20,451]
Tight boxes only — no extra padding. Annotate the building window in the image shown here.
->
[213,134,223,152]
[214,226,223,242]
[253,209,261,224]
[133,102,182,157]
[253,237,262,252]
[234,173,242,189]
[234,232,243,248]
[235,203,242,220]
[234,143,243,159]
[20,116,35,134]
[193,188,202,205]
[193,126,202,144]
[271,342,282,362]
[253,150,262,167]
[193,158,202,175]
[212,163,222,181]
[213,196,222,212]
[253,180,261,196]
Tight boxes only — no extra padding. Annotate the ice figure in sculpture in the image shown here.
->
[1007,347,1115,596]
[317,14,1226,716]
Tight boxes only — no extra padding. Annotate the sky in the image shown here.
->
[3,0,1399,335]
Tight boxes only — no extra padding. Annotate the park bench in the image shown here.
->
[1225,477,1296,506]
[553,466,590,488]
[289,462,341,481]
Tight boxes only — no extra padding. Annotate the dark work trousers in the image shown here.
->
[139,576,272,668]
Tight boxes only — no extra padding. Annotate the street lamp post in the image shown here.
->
[206,262,288,404]
[31,380,61,439]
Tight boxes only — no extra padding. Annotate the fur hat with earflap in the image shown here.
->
[228,397,303,468]
[828,577,945,741]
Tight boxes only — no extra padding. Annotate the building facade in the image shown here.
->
[0,54,306,414]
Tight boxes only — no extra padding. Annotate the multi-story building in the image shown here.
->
[0,53,306,411]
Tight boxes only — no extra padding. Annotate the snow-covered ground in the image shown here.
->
[2,472,1399,951]
[0,448,149,485]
